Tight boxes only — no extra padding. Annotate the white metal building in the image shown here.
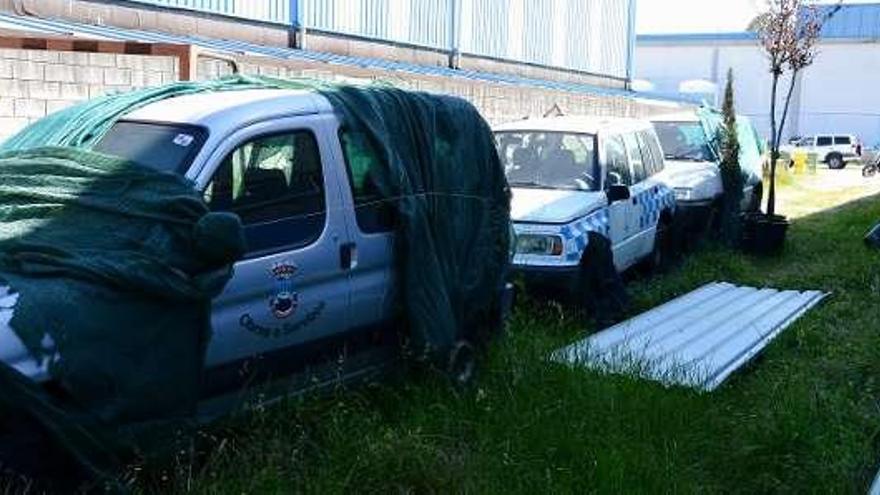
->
[635,2,880,146]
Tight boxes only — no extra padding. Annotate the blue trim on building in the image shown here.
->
[0,12,699,106]
[638,2,880,44]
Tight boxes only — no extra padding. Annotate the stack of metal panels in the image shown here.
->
[553,282,828,391]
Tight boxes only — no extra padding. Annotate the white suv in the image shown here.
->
[494,117,676,307]
[786,134,862,169]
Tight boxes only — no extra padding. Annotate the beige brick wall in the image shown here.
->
[0,49,179,142]
[197,58,686,127]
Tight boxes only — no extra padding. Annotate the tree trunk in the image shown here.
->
[768,72,780,218]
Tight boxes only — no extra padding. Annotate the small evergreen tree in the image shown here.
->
[718,69,744,245]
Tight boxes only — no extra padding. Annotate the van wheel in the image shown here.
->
[827,153,845,170]
[447,340,476,387]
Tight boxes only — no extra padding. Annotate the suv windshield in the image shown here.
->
[653,121,715,162]
[93,121,207,174]
[494,131,599,191]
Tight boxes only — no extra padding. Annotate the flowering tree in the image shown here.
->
[755,0,839,217]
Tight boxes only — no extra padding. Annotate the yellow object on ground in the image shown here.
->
[792,150,807,174]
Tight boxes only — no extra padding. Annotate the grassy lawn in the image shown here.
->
[146,179,879,493]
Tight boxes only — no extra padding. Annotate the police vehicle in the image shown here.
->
[494,116,676,303]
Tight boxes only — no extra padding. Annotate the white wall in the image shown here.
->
[636,39,879,145]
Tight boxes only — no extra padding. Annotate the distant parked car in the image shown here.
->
[783,134,862,169]
[494,116,676,308]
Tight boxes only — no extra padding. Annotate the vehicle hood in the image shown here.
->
[511,187,606,224]
[660,159,722,189]
[0,286,50,382]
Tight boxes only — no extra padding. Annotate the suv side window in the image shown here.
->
[204,130,326,255]
[623,133,647,183]
[636,131,662,176]
[340,130,397,233]
[834,136,851,145]
[817,136,833,147]
[604,135,632,187]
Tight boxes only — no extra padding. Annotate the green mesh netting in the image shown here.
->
[0,75,509,484]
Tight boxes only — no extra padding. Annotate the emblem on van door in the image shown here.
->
[269,261,299,319]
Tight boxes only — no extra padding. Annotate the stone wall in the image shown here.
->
[198,57,684,127]
[0,48,178,141]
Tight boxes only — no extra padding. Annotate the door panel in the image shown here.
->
[334,128,397,331]
[602,134,636,269]
[199,116,352,370]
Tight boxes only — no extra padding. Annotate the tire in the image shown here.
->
[576,232,628,328]
[647,218,671,272]
[446,340,477,387]
[748,181,764,213]
[827,153,845,170]
[863,164,877,178]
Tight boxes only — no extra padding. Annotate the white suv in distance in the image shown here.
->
[786,134,862,169]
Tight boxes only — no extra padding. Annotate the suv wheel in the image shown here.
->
[827,153,845,170]
[647,219,670,272]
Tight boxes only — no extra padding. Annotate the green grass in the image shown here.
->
[142,194,880,494]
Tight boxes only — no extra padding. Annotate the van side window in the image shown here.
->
[817,136,833,146]
[623,133,647,183]
[834,136,851,145]
[205,130,326,255]
[604,136,632,187]
[339,130,397,234]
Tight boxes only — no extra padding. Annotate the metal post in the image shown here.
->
[448,0,462,69]
[626,0,638,89]
[290,0,306,49]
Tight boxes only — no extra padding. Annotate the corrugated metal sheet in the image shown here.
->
[124,0,291,25]
[870,468,880,495]
[0,13,698,105]
[553,282,828,391]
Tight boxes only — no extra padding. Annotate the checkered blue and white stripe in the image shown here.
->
[512,184,676,269]
[636,185,677,230]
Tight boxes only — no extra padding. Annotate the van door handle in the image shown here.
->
[340,242,358,271]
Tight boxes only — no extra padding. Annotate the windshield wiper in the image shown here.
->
[509,181,552,189]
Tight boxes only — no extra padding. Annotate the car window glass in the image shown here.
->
[623,133,647,183]
[636,131,659,176]
[340,130,397,233]
[817,136,833,146]
[204,130,326,255]
[494,131,599,191]
[834,136,851,145]
[604,135,631,187]
[646,131,665,173]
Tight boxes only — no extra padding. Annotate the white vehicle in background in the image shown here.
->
[651,111,764,233]
[494,117,676,307]
[783,134,862,169]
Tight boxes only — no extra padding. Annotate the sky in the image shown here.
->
[636,0,877,34]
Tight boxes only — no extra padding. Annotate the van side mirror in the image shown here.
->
[606,184,631,203]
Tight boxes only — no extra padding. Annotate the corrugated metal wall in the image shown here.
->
[458,0,631,78]
[124,0,633,79]
[125,0,291,24]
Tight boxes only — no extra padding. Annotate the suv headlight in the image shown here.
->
[674,187,694,201]
[516,234,564,256]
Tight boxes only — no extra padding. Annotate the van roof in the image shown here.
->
[493,116,653,135]
[124,89,333,129]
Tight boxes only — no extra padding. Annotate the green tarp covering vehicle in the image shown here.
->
[0,76,512,487]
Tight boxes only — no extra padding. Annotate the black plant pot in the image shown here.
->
[742,213,790,255]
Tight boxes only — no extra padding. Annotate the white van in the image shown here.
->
[652,111,764,231]
[494,117,676,303]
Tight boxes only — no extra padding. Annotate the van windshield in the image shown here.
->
[494,131,599,191]
[93,121,207,174]
[653,121,715,162]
